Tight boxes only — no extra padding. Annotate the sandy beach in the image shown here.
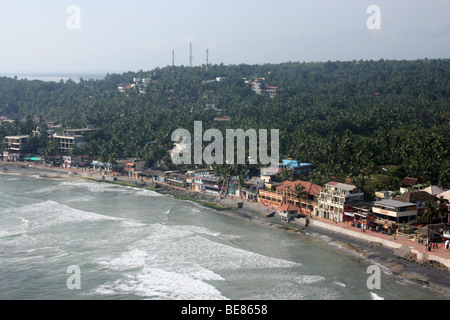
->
[1,160,449,298]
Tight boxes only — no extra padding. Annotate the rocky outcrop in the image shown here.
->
[219,199,243,210]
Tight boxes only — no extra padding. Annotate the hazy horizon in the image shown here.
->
[1,1,449,74]
[1,56,448,79]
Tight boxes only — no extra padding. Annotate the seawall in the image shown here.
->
[297,217,450,268]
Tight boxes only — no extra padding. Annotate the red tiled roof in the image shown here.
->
[213,116,231,121]
[279,204,299,212]
[276,180,323,196]
[401,177,418,187]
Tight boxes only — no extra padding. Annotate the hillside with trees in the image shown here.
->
[1,59,449,195]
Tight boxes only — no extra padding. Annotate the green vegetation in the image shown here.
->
[82,177,226,210]
[1,59,449,194]
[171,196,227,211]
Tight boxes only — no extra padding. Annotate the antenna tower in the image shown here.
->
[190,43,193,67]
[206,49,209,72]
[172,50,175,72]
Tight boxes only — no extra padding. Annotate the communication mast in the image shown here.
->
[190,43,193,67]
[172,50,175,72]
[206,49,209,72]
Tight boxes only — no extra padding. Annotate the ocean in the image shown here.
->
[1,73,106,83]
[0,173,446,300]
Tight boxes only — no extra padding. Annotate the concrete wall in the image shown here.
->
[304,218,450,268]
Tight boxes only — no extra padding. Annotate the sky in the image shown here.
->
[0,0,449,74]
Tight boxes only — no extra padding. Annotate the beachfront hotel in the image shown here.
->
[372,199,418,224]
[4,135,30,161]
[317,182,364,223]
[258,180,323,216]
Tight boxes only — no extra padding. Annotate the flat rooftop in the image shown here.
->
[373,199,416,208]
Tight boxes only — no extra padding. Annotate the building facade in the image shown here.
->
[318,182,364,222]
[4,135,29,161]
[258,180,323,216]
[192,172,223,195]
[372,199,418,224]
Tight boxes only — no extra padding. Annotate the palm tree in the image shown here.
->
[0,140,8,161]
[423,200,437,224]
[436,196,449,223]
[43,139,60,165]
[294,183,309,215]
[280,168,291,182]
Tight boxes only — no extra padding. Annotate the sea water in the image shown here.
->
[0,173,446,300]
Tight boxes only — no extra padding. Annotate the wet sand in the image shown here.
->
[1,161,449,298]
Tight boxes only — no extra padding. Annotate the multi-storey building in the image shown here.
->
[258,180,323,216]
[318,181,364,222]
[260,159,313,185]
[278,159,313,177]
[393,191,434,217]
[52,133,86,154]
[123,160,145,176]
[372,199,418,224]
[192,171,224,195]
[5,135,29,152]
[51,125,97,155]
[250,79,284,99]
[4,135,29,161]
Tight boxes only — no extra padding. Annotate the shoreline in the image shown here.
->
[1,161,449,298]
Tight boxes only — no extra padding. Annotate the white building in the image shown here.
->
[318,181,364,222]
[52,133,86,154]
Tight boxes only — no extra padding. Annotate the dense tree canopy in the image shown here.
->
[1,59,449,193]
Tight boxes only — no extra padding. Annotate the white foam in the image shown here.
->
[294,275,326,285]
[105,248,149,271]
[0,230,17,238]
[11,200,123,230]
[92,222,301,299]
[333,281,347,287]
[93,266,228,300]
[31,180,122,195]
[5,177,20,181]
[259,279,339,300]
[95,244,227,299]
[58,180,162,197]
[120,220,148,228]
[370,292,384,300]
[18,217,29,226]
[133,188,162,197]
[220,234,241,241]
[0,215,30,239]
[64,195,95,203]
[131,224,301,271]
[174,225,221,237]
